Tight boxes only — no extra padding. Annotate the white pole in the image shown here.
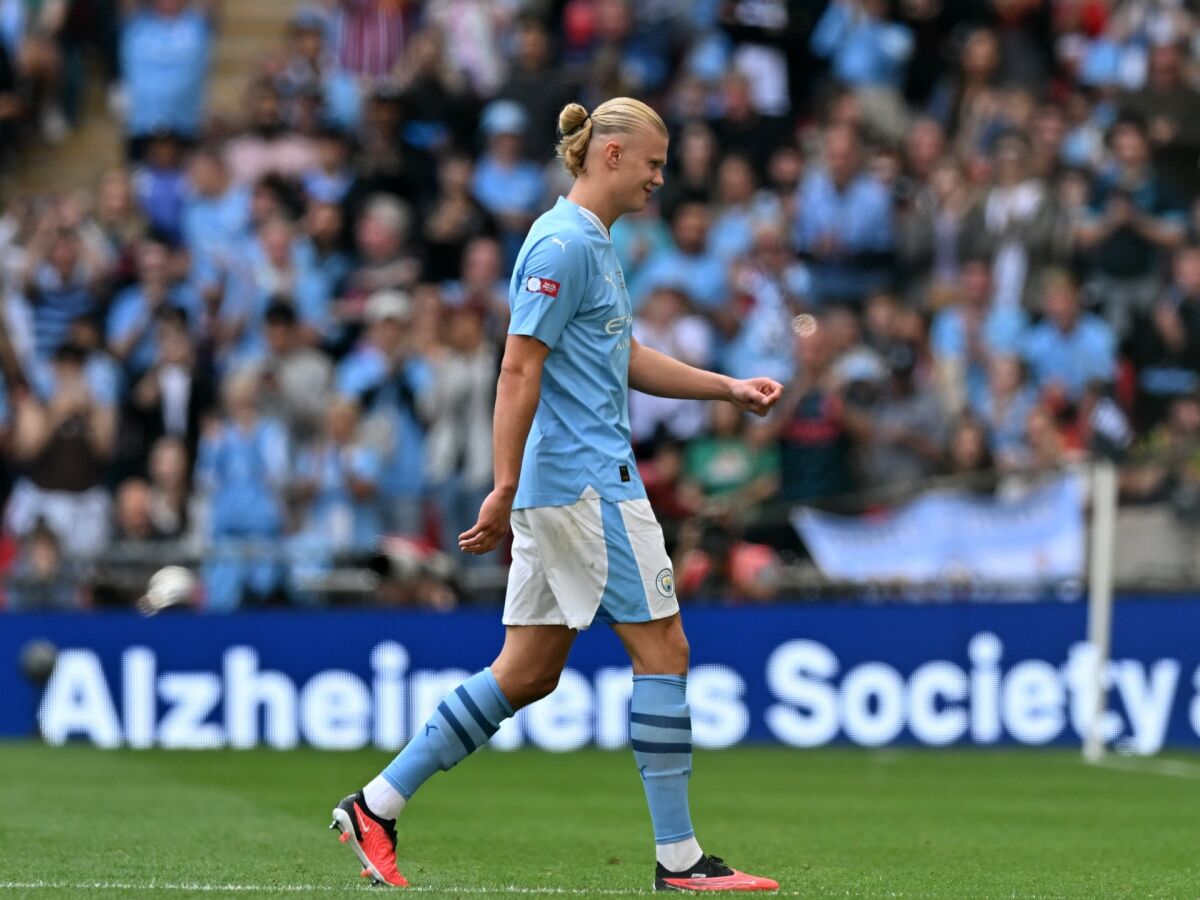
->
[1084,460,1118,763]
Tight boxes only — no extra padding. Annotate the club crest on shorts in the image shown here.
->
[656,568,674,598]
[525,276,560,297]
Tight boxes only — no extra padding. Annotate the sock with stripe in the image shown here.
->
[631,674,703,870]
[366,667,514,819]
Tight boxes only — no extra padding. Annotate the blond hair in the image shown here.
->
[556,97,667,178]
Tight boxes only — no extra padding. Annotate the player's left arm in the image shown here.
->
[628,338,783,417]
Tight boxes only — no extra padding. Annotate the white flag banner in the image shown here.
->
[792,475,1085,584]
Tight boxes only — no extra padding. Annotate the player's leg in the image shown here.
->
[606,497,778,892]
[611,615,698,867]
[332,625,575,886]
[368,623,575,814]
[331,507,575,886]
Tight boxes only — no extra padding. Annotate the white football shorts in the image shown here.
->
[503,488,679,630]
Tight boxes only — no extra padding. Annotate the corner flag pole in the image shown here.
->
[1084,459,1117,763]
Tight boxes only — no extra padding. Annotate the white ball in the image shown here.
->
[137,566,197,616]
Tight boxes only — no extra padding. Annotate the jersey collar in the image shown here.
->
[559,196,610,242]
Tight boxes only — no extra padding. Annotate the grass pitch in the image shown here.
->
[0,744,1198,899]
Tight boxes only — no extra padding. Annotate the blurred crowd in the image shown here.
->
[2,0,1200,611]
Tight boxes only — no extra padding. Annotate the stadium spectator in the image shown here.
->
[0,31,22,161]
[682,401,780,523]
[106,237,197,378]
[656,122,716,221]
[610,197,671,293]
[974,354,1039,470]
[471,100,545,266]
[632,201,727,311]
[118,0,216,157]
[181,148,252,296]
[930,259,1027,415]
[712,71,791,172]
[146,434,194,540]
[850,340,946,489]
[393,26,478,155]
[5,518,77,610]
[420,157,497,286]
[421,302,494,561]
[330,0,410,78]
[630,286,713,447]
[709,154,777,263]
[221,216,330,365]
[236,300,332,446]
[224,80,317,188]
[753,319,856,507]
[811,0,913,141]
[113,476,165,541]
[1119,41,1200,198]
[1123,392,1200,508]
[498,15,578,158]
[194,370,289,611]
[6,343,115,557]
[292,395,382,553]
[897,155,972,306]
[673,518,781,602]
[441,236,507,333]
[336,289,431,536]
[340,194,419,325]
[944,415,999,494]
[302,128,354,207]
[720,221,805,386]
[126,306,215,468]
[276,6,361,134]
[1022,270,1117,403]
[304,200,353,300]
[131,131,188,243]
[793,124,893,306]
[1075,114,1186,338]
[22,221,102,362]
[959,132,1061,312]
[1128,244,1200,429]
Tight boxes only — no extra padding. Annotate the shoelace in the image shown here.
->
[699,856,734,877]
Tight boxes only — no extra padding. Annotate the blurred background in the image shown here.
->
[1,0,1200,754]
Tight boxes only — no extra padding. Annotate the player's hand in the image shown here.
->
[728,377,784,417]
[459,489,513,555]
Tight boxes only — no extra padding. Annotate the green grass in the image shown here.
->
[0,744,1198,899]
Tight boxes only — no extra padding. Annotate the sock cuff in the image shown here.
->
[633,674,687,687]
[482,667,515,717]
[379,767,415,800]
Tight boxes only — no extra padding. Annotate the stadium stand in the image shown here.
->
[1,0,1200,610]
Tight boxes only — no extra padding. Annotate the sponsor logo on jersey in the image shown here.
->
[525,276,560,297]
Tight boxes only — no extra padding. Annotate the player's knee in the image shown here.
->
[499,667,561,708]
[663,628,690,674]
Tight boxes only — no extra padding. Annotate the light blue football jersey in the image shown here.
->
[508,197,646,510]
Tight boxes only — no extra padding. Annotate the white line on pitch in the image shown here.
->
[0,882,816,897]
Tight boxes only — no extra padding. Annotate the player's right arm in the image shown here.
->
[458,233,587,555]
[458,334,548,555]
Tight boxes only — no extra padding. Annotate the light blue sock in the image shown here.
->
[381,668,514,799]
[631,674,695,844]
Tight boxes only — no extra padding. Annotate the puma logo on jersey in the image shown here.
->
[550,237,571,252]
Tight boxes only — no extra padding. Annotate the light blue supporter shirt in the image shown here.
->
[120,9,212,137]
[508,197,645,510]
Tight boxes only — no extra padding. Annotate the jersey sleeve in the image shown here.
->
[508,235,588,350]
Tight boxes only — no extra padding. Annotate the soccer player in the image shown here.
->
[331,98,783,892]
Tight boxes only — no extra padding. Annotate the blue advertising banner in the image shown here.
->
[2,599,1199,751]
[793,475,1086,583]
